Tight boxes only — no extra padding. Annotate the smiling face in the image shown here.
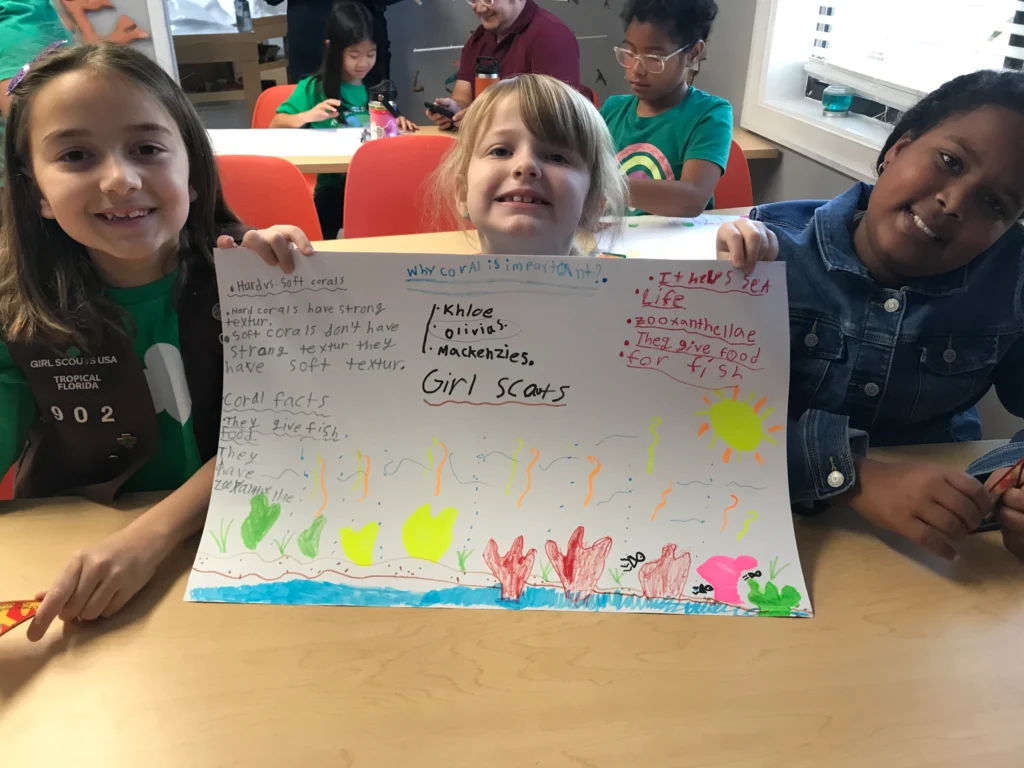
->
[29,69,192,286]
[471,0,525,34]
[342,39,377,83]
[856,106,1024,284]
[464,94,591,255]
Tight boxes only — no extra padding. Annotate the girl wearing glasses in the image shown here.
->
[601,0,732,218]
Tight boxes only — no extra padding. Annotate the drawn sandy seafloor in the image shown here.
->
[187,388,811,617]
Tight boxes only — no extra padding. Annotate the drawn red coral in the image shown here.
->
[482,536,536,602]
[544,526,612,602]
[638,544,692,600]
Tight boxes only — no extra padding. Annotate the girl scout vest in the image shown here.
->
[5,256,230,503]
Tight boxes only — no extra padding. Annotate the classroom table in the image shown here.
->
[208,125,779,176]
[2,437,1021,767]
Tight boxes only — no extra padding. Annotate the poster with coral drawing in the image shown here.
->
[186,251,810,618]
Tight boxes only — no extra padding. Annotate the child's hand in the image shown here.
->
[396,116,419,133]
[843,459,992,559]
[304,99,341,124]
[425,98,461,130]
[217,225,314,274]
[716,219,778,276]
[26,522,167,641]
[983,479,1024,561]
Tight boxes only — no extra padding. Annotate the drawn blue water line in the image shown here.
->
[596,434,637,446]
[382,458,428,477]
[727,481,767,490]
[189,580,791,615]
[677,479,713,487]
[261,468,301,480]
[596,489,633,506]
[538,456,575,471]
[407,288,595,298]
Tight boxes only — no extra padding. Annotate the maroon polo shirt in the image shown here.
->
[456,0,580,92]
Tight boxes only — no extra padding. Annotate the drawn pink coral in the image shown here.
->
[544,526,612,602]
[696,555,757,604]
[482,536,536,601]
[637,544,692,600]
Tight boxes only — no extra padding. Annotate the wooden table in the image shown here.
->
[210,125,779,176]
[2,440,1022,767]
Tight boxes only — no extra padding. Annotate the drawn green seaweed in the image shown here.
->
[769,555,790,581]
[747,579,802,617]
[208,519,233,553]
[240,494,281,550]
[456,548,474,572]
[297,516,327,558]
[609,567,623,586]
[540,561,553,582]
[273,532,294,557]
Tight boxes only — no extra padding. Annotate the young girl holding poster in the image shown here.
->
[716,70,1024,563]
[430,73,628,257]
[0,42,314,639]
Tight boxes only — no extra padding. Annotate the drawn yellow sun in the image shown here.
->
[694,386,784,465]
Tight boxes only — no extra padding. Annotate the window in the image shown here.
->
[742,0,1024,181]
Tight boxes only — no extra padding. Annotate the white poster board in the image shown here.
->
[595,214,742,260]
[186,251,810,617]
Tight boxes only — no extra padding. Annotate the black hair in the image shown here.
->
[620,0,719,47]
[316,1,375,101]
[878,70,1024,170]
[0,42,239,349]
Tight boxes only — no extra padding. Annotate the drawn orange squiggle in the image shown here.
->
[517,449,541,509]
[434,442,449,497]
[315,455,328,516]
[359,455,370,501]
[722,493,739,532]
[583,456,602,507]
[651,482,673,521]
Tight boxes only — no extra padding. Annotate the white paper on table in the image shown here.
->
[207,128,365,159]
[596,214,742,260]
[186,251,809,618]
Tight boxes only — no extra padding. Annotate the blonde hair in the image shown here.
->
[429,74,627,252]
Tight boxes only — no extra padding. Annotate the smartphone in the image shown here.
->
[424,101,456,120]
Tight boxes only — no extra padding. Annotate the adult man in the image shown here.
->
[425,0,580,129]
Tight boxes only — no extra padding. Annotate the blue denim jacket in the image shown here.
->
[752,182,1024,504]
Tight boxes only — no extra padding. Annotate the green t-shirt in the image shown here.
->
[0,270,204,494]
[0,0,67,184]
[276,76,370,191]
[600,87,733,215]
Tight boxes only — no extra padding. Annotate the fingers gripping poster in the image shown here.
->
[186,252,810,617]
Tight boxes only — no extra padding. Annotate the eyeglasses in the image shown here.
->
[613,44,692,74]
[465,0,494,6]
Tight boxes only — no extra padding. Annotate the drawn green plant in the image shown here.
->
[240,494,281,550]
[609,567,623,586]
[273,533,294,557]
[208,519,233,554]
[540,561,553,582]
[297,516,327,558]
[769,556,790,581]
[747,579,802,617]
[456,548,474,572]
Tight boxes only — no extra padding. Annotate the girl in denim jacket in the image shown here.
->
[716,70,1024,563]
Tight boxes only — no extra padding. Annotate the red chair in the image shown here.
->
[578,84,600,108]
[252,84,296,129]
[217,155,323,241]
[1,465,14,501]
[713,140,754,209]
[343,134,459,238]
[252,84,317,193]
